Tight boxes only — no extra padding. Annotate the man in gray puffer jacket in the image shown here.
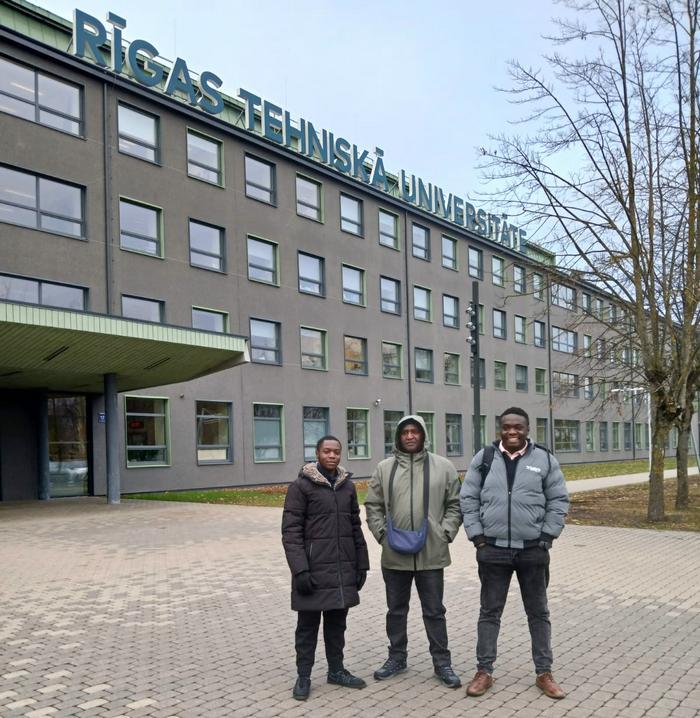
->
[460,407,569,700]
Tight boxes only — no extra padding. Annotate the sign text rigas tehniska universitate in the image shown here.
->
[72,9,527,249]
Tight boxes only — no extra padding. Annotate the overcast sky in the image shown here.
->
[47,0,562,201]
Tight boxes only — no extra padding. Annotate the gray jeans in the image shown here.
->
[475,544,552,674]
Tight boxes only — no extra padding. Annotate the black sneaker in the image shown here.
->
[292,676,311,700]
[327,668,367,689]
[435,664,462,688]
[373,658,407,681]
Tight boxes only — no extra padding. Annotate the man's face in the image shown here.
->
[399,424,424,453]
[316,440,341,471]
[500,413,529,452]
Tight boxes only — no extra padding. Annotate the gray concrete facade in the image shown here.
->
[0,1,695,499]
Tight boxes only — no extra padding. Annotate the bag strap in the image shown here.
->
[533,442,552,490]
[479,444,496,489]
[388,457,430,521]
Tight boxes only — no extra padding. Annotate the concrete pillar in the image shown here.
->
[37,393,50,500]
[104,373,120,504]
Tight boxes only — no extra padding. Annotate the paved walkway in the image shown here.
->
[567,466,699,493]
[1,490,700,718]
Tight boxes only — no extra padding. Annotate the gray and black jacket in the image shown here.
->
[460,440,569,549]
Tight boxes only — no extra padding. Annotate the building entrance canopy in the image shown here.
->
[0,301,249,393]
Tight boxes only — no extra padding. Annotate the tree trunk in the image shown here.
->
[675,426,690,510]
[647,414,667,522]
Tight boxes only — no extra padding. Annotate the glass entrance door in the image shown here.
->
[48,396,89,497]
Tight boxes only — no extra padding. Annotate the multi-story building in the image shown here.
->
[0,0,680,501]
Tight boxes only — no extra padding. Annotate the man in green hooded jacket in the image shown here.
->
[365,415,463,688]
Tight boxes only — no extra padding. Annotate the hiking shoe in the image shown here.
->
[373,657,407,680]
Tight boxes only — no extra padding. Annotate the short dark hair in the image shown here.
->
[500,407,530,426]
[316,435,342,450]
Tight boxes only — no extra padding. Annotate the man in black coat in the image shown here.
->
[281,435,370,701]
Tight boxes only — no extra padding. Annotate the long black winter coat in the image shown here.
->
[282,463,370,612]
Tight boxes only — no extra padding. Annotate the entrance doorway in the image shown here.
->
[48,395,90,497]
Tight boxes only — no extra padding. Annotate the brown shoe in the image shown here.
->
[466,670,493,697]
[536,672,566,699]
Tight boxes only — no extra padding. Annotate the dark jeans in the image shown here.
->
[476,544,552,674]
[382,567,451,668]
[295,608,348,677]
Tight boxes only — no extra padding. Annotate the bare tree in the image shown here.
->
[480,0,700,521]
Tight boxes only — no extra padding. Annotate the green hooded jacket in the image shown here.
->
[365,414,462,570]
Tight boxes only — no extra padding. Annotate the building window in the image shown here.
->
[245,154,276,204]
[468,247,483,279]
[347,408,369,458]
[300,327,327,370]
[125,397,169,466]
[342,264,365,305]
[119,199,161,256]
[535,368,547,394]
[445,414,463,456]
[412,223,430,260]
[380,276,401,314]
[444,353,460,385]
[612,422,620,450]
[532,272,544,300]
[554,419,580,452]
[250,318,281,364]
[536,418,548,445]
[624,422,632,451]
[189,219,224,271]
[253,404,284,462]
[0,56,82,135]
[296,175,322,221]
[585,421,595,451]
[118,104,159,163]
[551,283,577,311]
[442,294,459,328]
[297,252,325,296]
[382,342,403,379]
[552,371,578,398]
[415,348,434,383]
[493,309,506,339]
[492,256,504,285]
[513,265,526,293]
[582,376,594,400]
[494,361,507,390]
[533,320,546,348]
[192,307,227,333]
[0,273,85,310]
[379,209,399,249]
[0,166,84,238]
[417,412,435,449]
[474,415,487,447]
[383,410,403,455]
[340,193,363,235]
[413,286,432,321]
[303,406,329,461]
[582,292,592,314]
[583,334,592,357]
[470,357,486,389]
[552,326,577,353]
[196,401,232,464]
[121,295,163,322]
[599,422,609,451]
[515,364,528,392]
[344,335,368,375]
[247,236,278,285]
[187,130,222,185]
[595,297,605,319]
[442,235,457,269]
[514,315,527,343]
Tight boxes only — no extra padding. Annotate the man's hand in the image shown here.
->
[357,570,367,590]
[472,534,487,549]
[295,571,315,595]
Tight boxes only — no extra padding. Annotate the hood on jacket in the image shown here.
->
[394,414,429,453]
[299,461,351,488]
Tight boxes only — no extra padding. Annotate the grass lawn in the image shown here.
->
[125,456,699,531]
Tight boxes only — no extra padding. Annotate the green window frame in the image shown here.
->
[125,396,170,467]
[196,400,232,464]
[253,403,284,462]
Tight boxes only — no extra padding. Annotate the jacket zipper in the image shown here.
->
[506,454,513,548]
[334,484,345,605]
[411,454,417,571]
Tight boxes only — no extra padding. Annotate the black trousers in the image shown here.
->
[295,608,348,677]
[382,567,451,668]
